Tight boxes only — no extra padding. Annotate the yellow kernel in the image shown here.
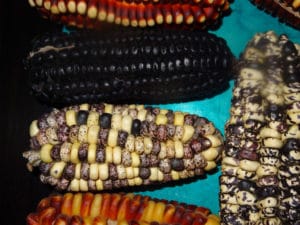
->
[171,170,180,180]
[78,125,88,143]
[149,167,158,181]
[95,181,103,192]
[29,120,39,137]
[182,125,195,143]
[70,179,80,191]
[79,179,89,191]
[50,161,66,178]
[113,146,122,164]
[104,104,113,113]
[105,146,113,163]
[125,167,134,179]
[122,115,133,134]
[40,143,53,163]
[111,114,122,130]
[89,163,99,180]
[75,163,81,179]
[87,111,100,127]
[174,112,184,126]
[144,137,153,154]
[137,109,147,121]
[90,194,103,217]
[156,114,168,125]
[66,110,76,126]
[131,152,140,167]
[87,143,97,163]
[174,140,184,158]
[70,142,81,163]
[87,125,100,144]
[99,163,109,180]
[108,129,118,147]
[204,161,217,171]
[72,193,82,215]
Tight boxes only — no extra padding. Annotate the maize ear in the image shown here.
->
[26,192,220,225]
[220,31,300,225]
[250,0,300,29]
[28,0,230,29]
[24,28,233,106]
[23,103,223,191]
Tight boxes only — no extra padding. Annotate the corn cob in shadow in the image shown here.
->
[28,0,230,29]
[23,103,223,191]
[24,28,233,106]
[220,31,300,224]
[26,192,221,225]
[250,0,300,29]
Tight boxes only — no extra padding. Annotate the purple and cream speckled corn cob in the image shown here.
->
[23,103,223,192]
[220,31,300,225]
[28,0,230,29]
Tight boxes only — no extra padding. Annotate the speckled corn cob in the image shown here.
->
[250,0,300,29]
[220,31,300,224]
[28,0,230,29]
[24,28,233,106]
[26,192,221,225]
[23,103,223,191]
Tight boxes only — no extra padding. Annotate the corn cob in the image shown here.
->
[24,28,233,106]
[26,192,221,225]
[220,31,300,225]
[250,0,300,29]
[27,0,230,29]
[23,103,223,191]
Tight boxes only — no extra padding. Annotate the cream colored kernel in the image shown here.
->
[40,143,53,163]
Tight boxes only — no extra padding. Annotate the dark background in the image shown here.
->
[2,2,63,224]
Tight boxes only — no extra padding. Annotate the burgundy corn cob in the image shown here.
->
[220,31,300,224]
[23,103,224,191]
[26,192,221,225]
[24,28,233,106]
[28,0,230,29]
[250,0,300,29]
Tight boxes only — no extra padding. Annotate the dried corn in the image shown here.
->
[24,28,233,106]
[250,0,300,29]
[220,31,300,225]
[28,0,230,29]
[23,103,223,191]
[26,192,220,225]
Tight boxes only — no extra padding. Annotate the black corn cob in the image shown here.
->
[27,0,230,29]
[220,31,300,224]
[23,103,224,192]
[24,28,234,106]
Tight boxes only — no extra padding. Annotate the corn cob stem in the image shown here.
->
[23,103,223,191]
[28,0,230,29]
[26,192,220,225]
[220,31,300,224]
[24,28,233,106]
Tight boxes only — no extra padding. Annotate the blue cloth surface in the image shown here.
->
[137,0,300,215]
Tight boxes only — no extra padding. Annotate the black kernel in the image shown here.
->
[171,159,185,171]
[100,113,112,129]
[139,167,151,179]
[131,119,141,136]
[77,110,89,125]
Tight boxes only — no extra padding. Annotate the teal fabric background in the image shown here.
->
[137,1,300,215]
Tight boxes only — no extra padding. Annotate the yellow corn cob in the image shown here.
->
[26,192,220,225]
[23,103,223,191]
[220,31,300,224]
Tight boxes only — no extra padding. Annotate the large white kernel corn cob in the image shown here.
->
[220,31,300,225]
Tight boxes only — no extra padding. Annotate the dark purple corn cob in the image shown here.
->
[24,28,234,106]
